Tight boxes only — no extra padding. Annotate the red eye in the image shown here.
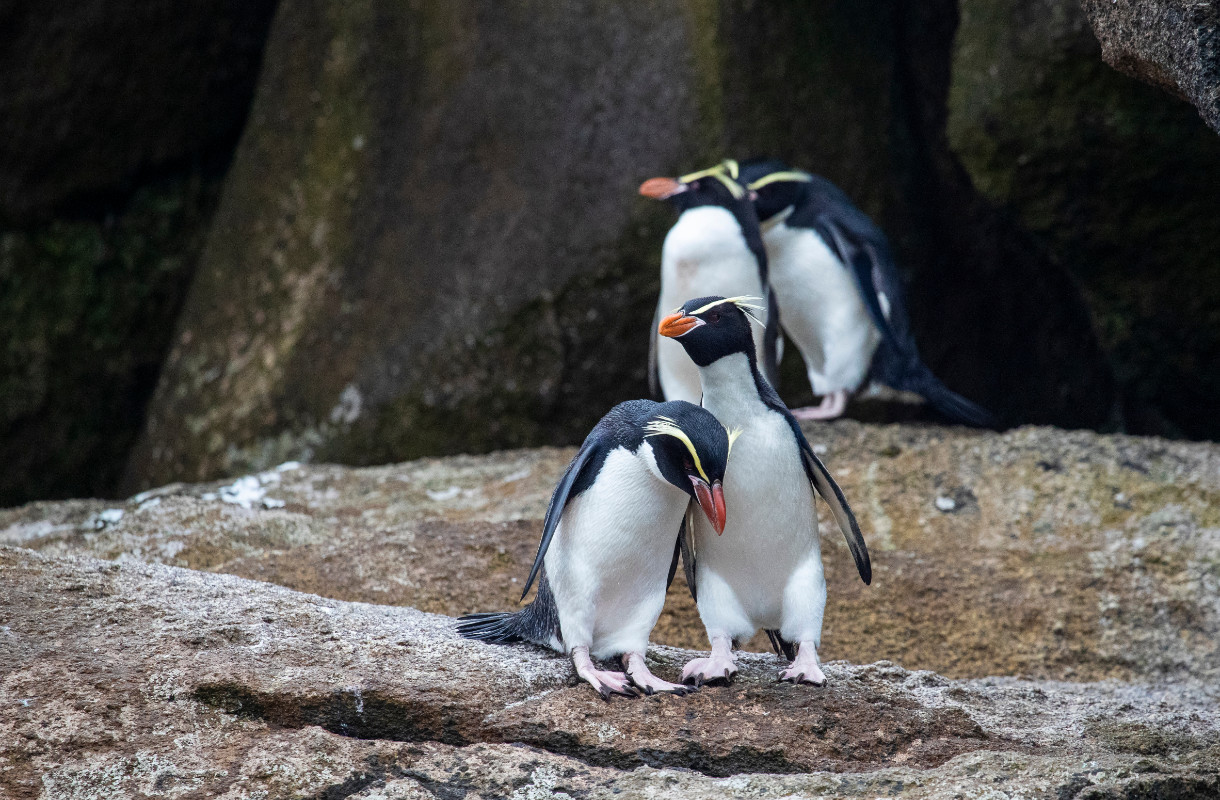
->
[709,311,721,323]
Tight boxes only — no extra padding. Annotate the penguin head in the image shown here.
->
[643,402,738,535]
[638,159,753,215]
[739,157,811,223]
[656,295,763,368]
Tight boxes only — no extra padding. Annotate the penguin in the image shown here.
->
[736,158,994,426]
[458,399,738,699]
[639,161,782,404]
[657,295,871,686]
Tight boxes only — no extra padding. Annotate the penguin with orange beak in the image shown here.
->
[658,295,870,687]
[459,400,737,699]
[639,161,781,404]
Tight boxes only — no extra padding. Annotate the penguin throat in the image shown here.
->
[698,353,768,420]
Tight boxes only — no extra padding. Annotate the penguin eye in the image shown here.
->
[708,311,721,323]
[683,457,693,472]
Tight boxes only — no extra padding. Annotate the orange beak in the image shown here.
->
[639,177,686,200]
[692,478,727,535]
[658,310,700,338]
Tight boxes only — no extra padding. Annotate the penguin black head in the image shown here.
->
[643,400,738,535]
[656,295,762,368]
[738,157,811,224]
[639,159,754,216]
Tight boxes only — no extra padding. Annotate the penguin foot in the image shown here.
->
[778,641,826,686]
[681,636,737,687]
[623,652,695,696]
[571,646,640,700]
[791,389,849,421]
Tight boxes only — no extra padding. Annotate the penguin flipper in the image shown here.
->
[819,219,909,358]
[789,423,871,585]
[673,502,698,602]
[761,288,783,387]
[521,441,602,600]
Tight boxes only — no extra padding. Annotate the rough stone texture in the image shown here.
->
[9,422,1220,686]
[122,0,721,493]
[1081,0,1220,135]
[951,0,1220,439]
[0,0,278,222]
[3,544,1219,799]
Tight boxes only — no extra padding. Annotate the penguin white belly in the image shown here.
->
[656,206,768,403]
[694,369,825,643]
[543,446,686,659]
[765,224,880,394]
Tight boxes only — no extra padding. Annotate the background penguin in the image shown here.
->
[736,158,994,426]
[657,295,870,686]
[458,399,737,698]
[639,161,781,404]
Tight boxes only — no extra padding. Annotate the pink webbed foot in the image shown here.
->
[681,636,737,687]
[779,641,826,686]
[571,646,640,700]
[623,652,694,696]
[791,389,849,421]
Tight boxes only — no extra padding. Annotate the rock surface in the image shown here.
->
[10,421,1219,684]
[3,544,1219,799]
[4,422,1220,796]
[1081,0,1220,134]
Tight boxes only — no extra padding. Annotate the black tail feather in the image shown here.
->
[764,629,797,661]
[457,573,562,650]
[905,363,997,428]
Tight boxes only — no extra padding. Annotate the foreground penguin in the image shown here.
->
[737,158,994,425]
[458,400,737,698]
[639,161,780,404]
[658,295,871,686]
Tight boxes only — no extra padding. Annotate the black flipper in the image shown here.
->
[458,572,563,650]
[680,503,698,602]
[904,366,997,427]
[773,410,871,585]
[761,287,782,388]
[521,442,601,600]
[765,629,797,661]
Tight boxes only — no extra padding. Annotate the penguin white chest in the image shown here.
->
[694,358,823,636]
[655,207,768,403]
[543,445,687,658]
[765,224,881,393]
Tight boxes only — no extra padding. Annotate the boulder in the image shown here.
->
[1081,0,1220,135]
[9,421,1220,684]
[125,0,1121,492]
[951,0,1220,439]
[2,542,1219,798]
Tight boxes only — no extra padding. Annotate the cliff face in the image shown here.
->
[4,1,1220,503]
[4,421,1220,797]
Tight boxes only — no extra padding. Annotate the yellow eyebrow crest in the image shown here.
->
[746,170,813,190]
[678,160,746,199]
[644,416,709,482]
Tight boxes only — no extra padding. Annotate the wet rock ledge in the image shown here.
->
[3,421,1220,798]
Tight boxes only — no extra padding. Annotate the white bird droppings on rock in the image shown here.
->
[935,495,957,512]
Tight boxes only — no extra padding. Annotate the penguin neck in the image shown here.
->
[698,351,771,424]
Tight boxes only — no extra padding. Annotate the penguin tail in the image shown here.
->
[904,363,997,428]
[764,629,797,661]
[456,612,527,645]
[457,574,563,650]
